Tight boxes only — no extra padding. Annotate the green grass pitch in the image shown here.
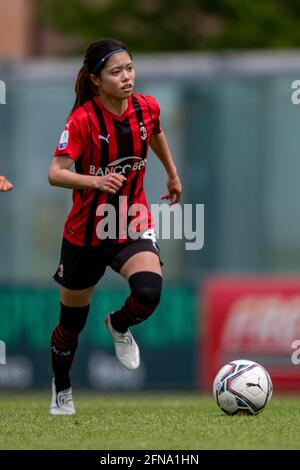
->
[0,393,299,450]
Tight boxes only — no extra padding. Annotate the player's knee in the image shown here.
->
[129,271,163,310]
[133,284,162,308]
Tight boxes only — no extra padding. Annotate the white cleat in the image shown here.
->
[104,314,140,370]
[49,379,76,416]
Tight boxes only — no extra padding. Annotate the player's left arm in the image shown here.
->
[150,130,182,205]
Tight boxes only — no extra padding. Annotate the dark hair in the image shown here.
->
[71,39,131,114]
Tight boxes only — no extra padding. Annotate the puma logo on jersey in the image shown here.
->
[99,133,110,143]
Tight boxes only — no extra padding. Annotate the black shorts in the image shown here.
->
[53,238,163,290]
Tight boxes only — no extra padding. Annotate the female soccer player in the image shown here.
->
[0,176,13,192]
[48,39,182,415]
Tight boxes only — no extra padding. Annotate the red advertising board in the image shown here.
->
[200,277,300,391]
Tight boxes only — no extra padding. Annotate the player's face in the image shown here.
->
[95,52,135,99]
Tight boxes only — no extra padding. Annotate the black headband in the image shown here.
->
[91,48,129,74]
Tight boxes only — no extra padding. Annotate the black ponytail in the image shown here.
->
[71,65,97,114]
[71,38,131,115]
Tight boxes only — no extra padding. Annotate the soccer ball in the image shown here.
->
[213,359,273,415]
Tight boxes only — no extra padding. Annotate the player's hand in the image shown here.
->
[92,173,127,194]
[160,173,182,205]
[0,176,13,192]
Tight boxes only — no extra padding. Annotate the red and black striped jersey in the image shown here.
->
[54,93,161,246]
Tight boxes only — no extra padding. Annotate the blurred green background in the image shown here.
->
[1,0,300,391]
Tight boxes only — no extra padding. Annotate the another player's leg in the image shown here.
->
[105,251,162,370]
[50,286,94,415]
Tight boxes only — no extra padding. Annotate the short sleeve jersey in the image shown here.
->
[54,94,161,246]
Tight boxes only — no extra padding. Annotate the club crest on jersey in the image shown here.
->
[139,122,148,141]
[58,130,69,150]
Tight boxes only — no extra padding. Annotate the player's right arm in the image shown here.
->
[0,176,13,192]
[51,113,125,194]
[48,156,126,194]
